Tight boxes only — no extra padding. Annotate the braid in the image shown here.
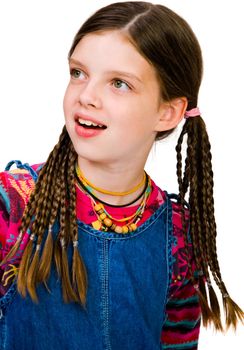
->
[188,121,216,325]
[200,127,243,329]
[2,125,88,305]
[199,124,223,329]
[54,143,78,303]
[25,159,61,301]
[0,145,54,267]
[17,126,70,298]
[36,147,67,284]
[176,117,244,331]
[176,122,214,325]
[67,145,88,305]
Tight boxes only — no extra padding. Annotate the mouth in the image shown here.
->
[75,116,107,130]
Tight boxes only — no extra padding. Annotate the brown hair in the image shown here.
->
[2,1,243,330]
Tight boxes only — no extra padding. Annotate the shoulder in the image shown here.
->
[0,160,45,262]
[0,160,45,216]
[150,181,193,287]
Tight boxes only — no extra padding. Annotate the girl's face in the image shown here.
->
[63,30,169,167]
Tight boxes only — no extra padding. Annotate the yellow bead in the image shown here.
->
[122,226,129,234]
[104,218,113,227]
[129,223,137,231]
[99,213,107,220]
[94,203,103,212]
[92,220,102,230]
[114,226,123,234]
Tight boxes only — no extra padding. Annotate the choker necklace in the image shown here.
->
[75,162,146,196]
[75,171,149,208]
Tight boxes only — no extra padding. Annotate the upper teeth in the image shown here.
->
[78,118,104,127]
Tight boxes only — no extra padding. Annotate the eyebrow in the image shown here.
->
[69,58,143,84]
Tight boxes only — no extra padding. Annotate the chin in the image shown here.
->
[74,145,103,163]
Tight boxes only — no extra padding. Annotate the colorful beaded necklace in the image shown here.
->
[90,179,151,233]
[75,163,152,233]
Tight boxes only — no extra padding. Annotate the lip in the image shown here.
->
[75,123,105,138]
[74,112,107,127]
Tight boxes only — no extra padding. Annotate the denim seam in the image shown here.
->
[161,197,173,326]
[0,311,6,350]
[0,280,17,309]
[78,204,167,240]
[101,239,112,350]
[101,240,105,345]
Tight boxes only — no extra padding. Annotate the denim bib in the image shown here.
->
[0,163,173,350]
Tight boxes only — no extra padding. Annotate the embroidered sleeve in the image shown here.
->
[0,172,11,295]
[0,162,44,296]
[0,172,10,254]
[160,201,201,349]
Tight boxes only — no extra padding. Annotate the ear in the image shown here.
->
[154,97,188,132]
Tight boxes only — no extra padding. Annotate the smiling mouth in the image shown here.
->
[76,118,107,130]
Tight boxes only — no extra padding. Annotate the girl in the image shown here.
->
[0,1,243,349]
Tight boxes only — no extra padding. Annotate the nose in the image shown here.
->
[78,79,102,108]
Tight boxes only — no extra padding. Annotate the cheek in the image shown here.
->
[63,86,74,115]
[127,102,154,129]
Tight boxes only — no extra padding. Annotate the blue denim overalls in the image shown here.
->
[0,161,173,350]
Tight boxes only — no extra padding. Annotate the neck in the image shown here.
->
[77,157,147,206]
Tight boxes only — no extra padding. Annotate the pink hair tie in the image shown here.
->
[184,107,201,119]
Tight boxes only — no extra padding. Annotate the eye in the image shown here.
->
[70,68,85,80]
[113,79,131,91]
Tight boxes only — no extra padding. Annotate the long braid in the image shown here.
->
[16,126,69,298]
[53,140,78,303]
[176,116,244,330]
[177,121,214,325]
[190,120,217,325]
[35,129,71,286]
[0,126,89,303]
[25,157,62,301]
[66,144,88,306]
[0,146,53,267]
[36,148,66,285]
[200,128,244,329]
[198,119,243,329]
[175,126,198,299]
[199,123,223,330]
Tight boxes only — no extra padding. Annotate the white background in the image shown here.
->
[0,0,243,348]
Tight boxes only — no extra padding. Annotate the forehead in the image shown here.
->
[71,30,159,82]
